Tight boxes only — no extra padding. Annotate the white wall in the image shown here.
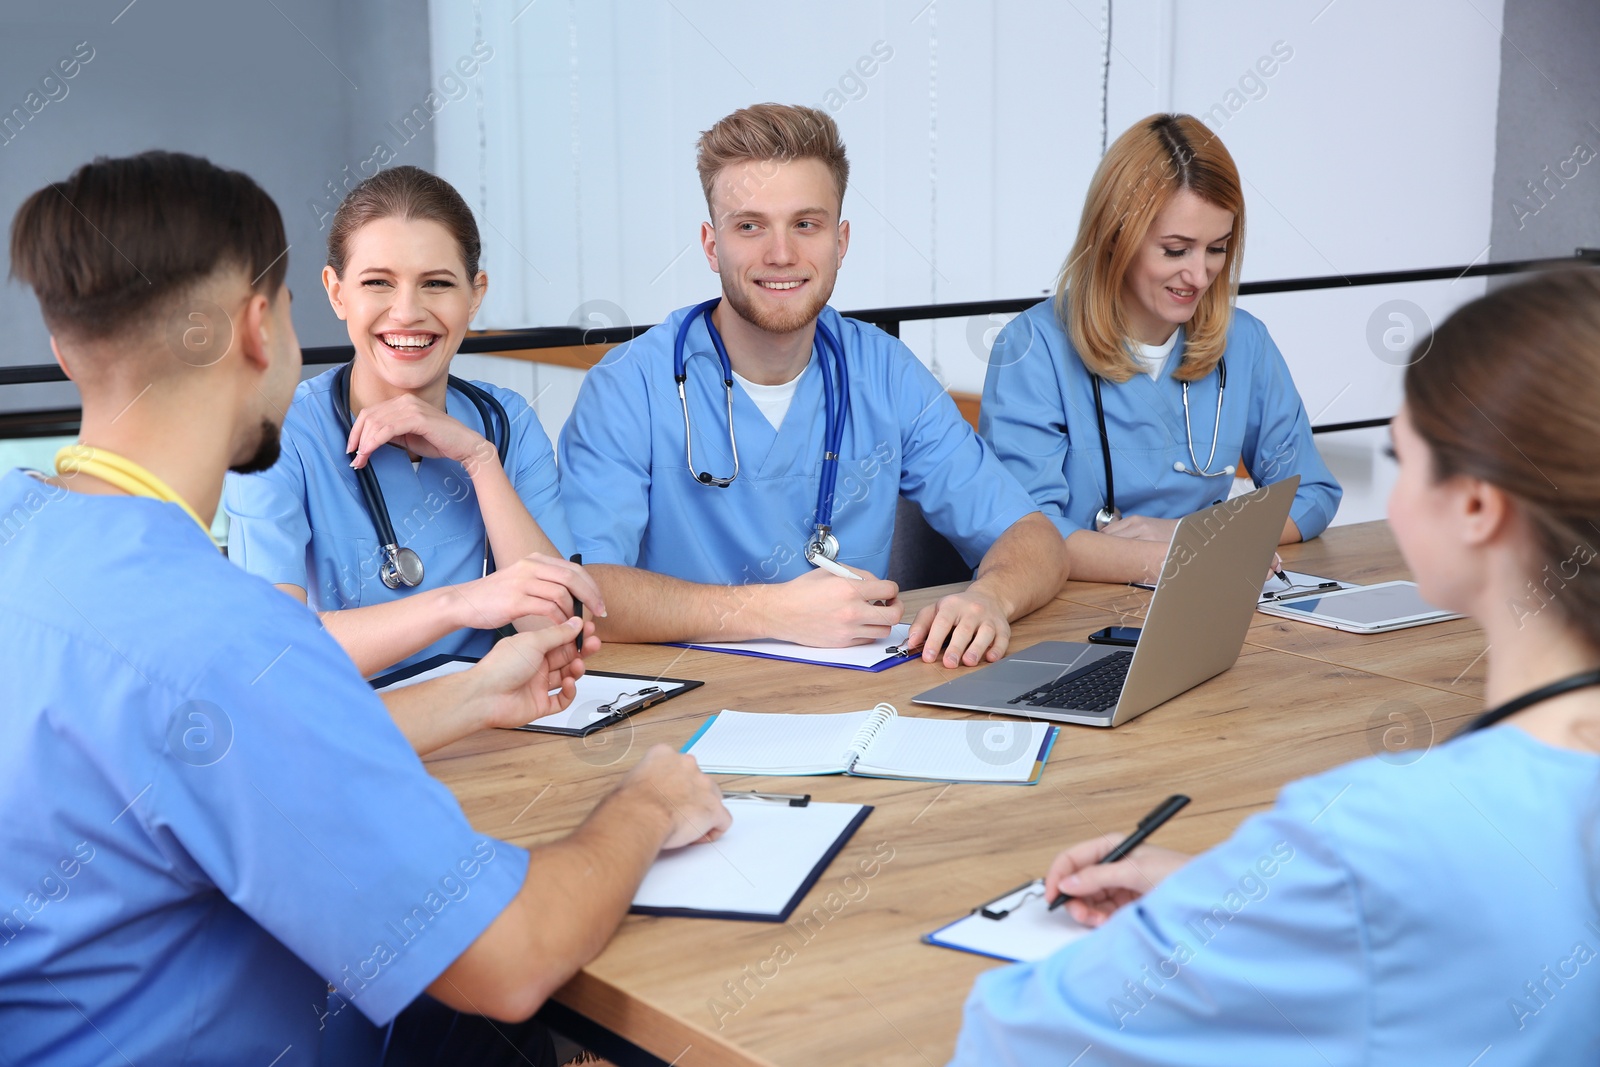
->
[431,0,1507,524]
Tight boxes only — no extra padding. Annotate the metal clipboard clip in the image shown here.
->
[594,686,666,722]
[1261,581,1343,603]
[720,790,812,807]
[977,879,1045,920]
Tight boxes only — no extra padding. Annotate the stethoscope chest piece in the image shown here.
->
[805,529,841,563]
[332,361,507,597]
[1093,505,1121,532]
[380,545,425,590]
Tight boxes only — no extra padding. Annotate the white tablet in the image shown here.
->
[1256,580,1463,633]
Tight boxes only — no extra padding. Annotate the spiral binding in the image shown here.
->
[843,702,898,771]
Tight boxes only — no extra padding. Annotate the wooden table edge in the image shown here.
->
[554,968,783,1067]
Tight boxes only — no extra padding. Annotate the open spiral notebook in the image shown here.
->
[681,703,1057,785]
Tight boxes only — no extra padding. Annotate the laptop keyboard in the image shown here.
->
[1008,650,1134,713]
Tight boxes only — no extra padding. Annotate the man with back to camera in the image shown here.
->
[0,150,729,1065]
[559,103,1066,668]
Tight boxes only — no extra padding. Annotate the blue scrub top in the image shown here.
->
[0,470,529,1066]
[558,304,1037,585]
[952,724,1600,1065]
[224,366,571,673]
[979,299,1341,540]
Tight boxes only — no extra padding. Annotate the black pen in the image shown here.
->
[569,552,584,653]
[1273,566,1294,588]
[1050,794,1190,910]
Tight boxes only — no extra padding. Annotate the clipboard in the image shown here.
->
[1256,569,1352,603]
[630,799,872,922]
[923,878,1093,963]
[369,653,704,737]
[665,623,919,672]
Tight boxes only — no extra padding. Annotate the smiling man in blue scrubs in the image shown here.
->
[0,151,729,1066]
[559,104,1065,667]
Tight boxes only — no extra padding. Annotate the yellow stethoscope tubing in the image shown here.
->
[54,445,212,540]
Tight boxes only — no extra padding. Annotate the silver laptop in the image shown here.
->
[913,476,1299,728]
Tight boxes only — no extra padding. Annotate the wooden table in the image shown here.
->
[425,521,1485,1066]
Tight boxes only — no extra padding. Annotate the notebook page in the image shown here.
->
[632,799,866,917]
[679,623,912,669]
[852,715,1050,783]
[531,675,687,731]
[684,710,872,775]
[927,880,1092,962]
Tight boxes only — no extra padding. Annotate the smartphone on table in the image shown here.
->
[1086,625,1140,647]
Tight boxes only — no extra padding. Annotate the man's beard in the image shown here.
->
[721,274,832,336]
[229,418,282,475]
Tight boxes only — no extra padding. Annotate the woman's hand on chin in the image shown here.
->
[345,392,490,471]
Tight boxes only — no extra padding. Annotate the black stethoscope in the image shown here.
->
[1455,667,1600,736]
[1090,354,1231,531]
[673,297,852,563]
[331,361,510,589]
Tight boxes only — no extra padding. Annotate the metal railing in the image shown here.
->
[3,250,1596,439]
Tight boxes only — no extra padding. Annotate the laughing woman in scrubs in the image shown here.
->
[225,166,601,677]
[980,114,1341,584]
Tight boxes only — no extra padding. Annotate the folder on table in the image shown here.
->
[667,623,918,672]
[630,798,871,922]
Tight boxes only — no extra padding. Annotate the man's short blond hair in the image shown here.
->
[695,103,850,217]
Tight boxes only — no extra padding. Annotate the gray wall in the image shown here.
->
[1489,0,1600,264]
[0,0,435,413]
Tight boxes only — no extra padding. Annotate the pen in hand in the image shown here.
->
[809,552,864,582]
[569,552,584,653]
[1050,794,1190,910]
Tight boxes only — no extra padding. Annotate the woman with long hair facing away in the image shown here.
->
[952,268,1600,1064]
[981,114,1341,584]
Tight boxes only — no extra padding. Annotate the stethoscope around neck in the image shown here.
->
[673,297,851,563]
[330,361,510,590]
[1090,352,1231,531]
[1456,667,1600,736]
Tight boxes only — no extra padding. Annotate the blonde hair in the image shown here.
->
[1057,114,1245,383]
[695,103,849,218]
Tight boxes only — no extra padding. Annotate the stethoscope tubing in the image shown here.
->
[331,361,510,579]
[1091,353,1228,527]
[674,299,851,540]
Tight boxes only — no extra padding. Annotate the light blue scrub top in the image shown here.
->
[952,724,1600,1065]
[0,469,529,1065]
[224,365,571,673]
[980,299,1341,540]
[558,304,1037,584]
